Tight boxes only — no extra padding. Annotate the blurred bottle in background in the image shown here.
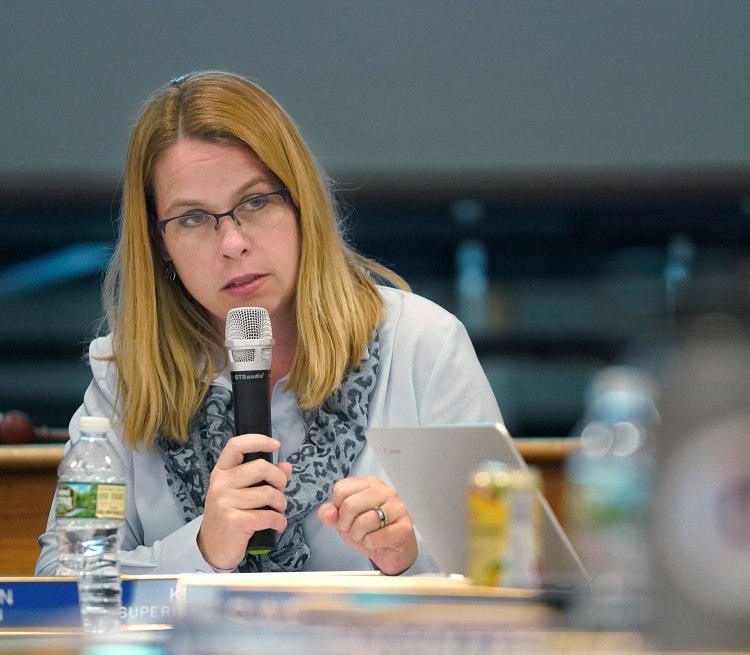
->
[565,365,658,630]
[455,238,489,335]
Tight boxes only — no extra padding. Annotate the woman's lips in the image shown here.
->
[222,274,266,296]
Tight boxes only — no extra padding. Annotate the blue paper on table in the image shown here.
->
[0,578,79,627]
[0,577,178,628]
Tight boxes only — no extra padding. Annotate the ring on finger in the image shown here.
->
[373,505,388,529]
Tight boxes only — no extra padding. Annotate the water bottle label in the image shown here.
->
[55,482,126,520]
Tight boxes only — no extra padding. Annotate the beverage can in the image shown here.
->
[466,460,542,588]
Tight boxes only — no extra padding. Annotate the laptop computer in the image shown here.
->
[367,423,588,592]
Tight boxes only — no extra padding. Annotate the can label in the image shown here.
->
[466,463,541,588]
[55,482,126,520]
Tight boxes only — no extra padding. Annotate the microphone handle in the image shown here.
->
[231,370,276,556]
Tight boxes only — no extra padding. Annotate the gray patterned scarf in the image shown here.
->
[156,332,379,572]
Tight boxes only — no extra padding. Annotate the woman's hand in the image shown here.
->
[198,434,292,570]
[317,476,418,575]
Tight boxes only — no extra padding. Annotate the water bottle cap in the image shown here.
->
[79,416,111,433]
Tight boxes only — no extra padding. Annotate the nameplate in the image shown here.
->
[174,573,546,628]
[0,576,178,628]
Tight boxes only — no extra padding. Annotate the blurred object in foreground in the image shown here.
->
[565,365,658,630]
[167,574,590,655]
[650,311,750,651]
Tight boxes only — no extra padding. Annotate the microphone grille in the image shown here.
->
[225,307,272,341]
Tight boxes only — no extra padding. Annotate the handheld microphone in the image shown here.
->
[225,306,276,556]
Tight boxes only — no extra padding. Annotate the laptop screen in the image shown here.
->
[367,423,588,589]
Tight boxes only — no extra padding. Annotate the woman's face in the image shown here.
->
[153,139,301,336]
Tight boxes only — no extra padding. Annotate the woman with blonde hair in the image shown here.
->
[36,70,501,576]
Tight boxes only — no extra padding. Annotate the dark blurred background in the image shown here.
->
[1,1,749,436]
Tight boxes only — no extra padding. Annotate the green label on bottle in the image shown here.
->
[55,482,126,520]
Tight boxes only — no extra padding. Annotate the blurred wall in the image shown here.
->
[1,1,749,434]
[1,0,749,189]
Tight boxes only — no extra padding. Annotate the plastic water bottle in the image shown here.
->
[55,416,126,633]
[565,366,657,630]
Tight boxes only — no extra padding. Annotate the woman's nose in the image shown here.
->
[216,214,249,255]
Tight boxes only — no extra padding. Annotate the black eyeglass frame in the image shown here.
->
[155,188,292,234]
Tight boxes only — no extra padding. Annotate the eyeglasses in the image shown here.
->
[156,189,292,243]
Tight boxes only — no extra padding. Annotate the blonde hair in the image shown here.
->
[103,71,407,449]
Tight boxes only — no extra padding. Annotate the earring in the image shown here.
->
[165,262,177,282]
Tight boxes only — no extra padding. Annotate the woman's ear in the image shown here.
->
[156,238,171,262]
[148,212,171,263]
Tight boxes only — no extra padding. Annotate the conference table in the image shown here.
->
[2,441,747,653]
[3,571,746,655]
[0,572,676,655]
[0,438,640,655]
